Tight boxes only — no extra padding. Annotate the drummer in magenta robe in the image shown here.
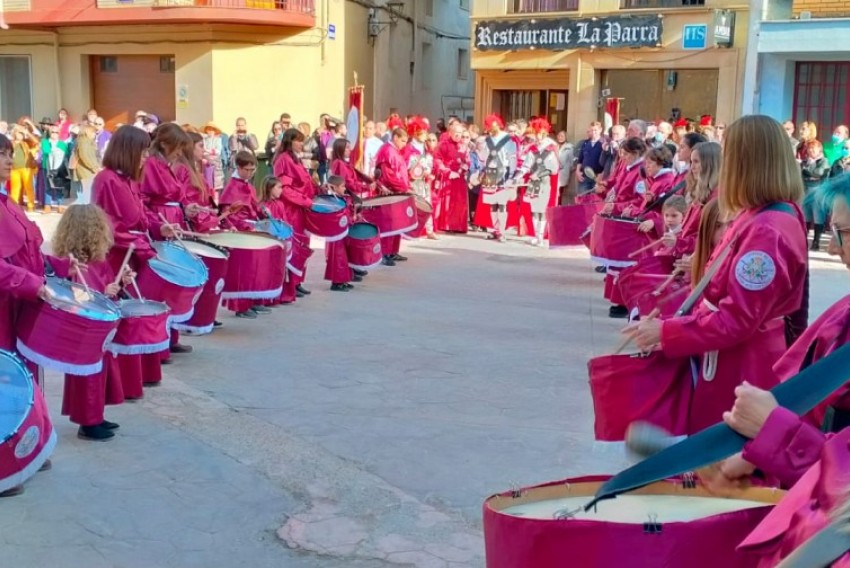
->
[52,204,130,442]
[330,139,374,200]
[626,146,675,236]
[433,122,469,234]
[273,128,319,299]
[373,127,412,265]
[401,117,437,239]
[670,141,722,259]
[514,118,559,246]
[630,116,808,434]
[323,175,355,291]
[94,126,178,397]
[671,132,707,193]
[179,131,223,234]
[0,135,68,497]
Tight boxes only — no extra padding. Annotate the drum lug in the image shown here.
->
[643,513,662,535]
[509,483,524,499]
[682,472,697,490]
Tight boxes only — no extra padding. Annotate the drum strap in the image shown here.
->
[775,523,850,568]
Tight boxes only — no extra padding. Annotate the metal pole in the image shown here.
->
[740,0,765,116]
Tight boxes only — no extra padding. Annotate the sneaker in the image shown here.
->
[296,290,305,298]
[251,305,272,314]
[343,283,354,290]
[235,311,257,319]
[296,284,312,295]
[78,424,115,441]
[530,237,540,246]
[608,305,629,319]
[0,485,24,498]
[352,269,368,277]
[352,274,363,282]
[100,420,120,430]
[391,254,408,262]
[382,256,396,267]
[38,459,52,472]
[330,283,350,292]
[213,320,223,328]
[143,381,161,387]
[170,343,193,354]
[595,266,607,274]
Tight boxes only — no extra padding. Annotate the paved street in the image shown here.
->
[2,218,847,568]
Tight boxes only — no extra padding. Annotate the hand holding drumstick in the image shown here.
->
[617,307,661,354]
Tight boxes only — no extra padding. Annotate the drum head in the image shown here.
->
[312,195,346,213]
[254,219,294,240]
[181,239,229,260]
[119,299,170,317]
[362,195,410,207]
[0,350,34,441]
[414,195,433,213]
[202,232,282,250]
[349,222,379,239]
[44,276,121,321]
[151,241,209,287]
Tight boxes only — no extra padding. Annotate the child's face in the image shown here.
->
[237,163,256,180]
[330,183,345,195]
[270,183,282,199]
[663,209,684,229]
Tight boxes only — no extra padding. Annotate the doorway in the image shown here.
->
[91,54,176,130]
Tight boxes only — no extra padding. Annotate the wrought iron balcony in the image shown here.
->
[620,0,705,8]
[508,0,579,14]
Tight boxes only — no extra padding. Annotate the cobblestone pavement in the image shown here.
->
[3,215,846,567]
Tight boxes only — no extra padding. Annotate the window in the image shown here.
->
[425,0,433,17]
[457,48,469,81]
[508,0,578,13]
[459,0,468,9]
[160,56,175,73]
[0,56,33,121]
[99,56,118,73]
[421,42,432,91]
[620,0,704,8]
[794,62,850,138]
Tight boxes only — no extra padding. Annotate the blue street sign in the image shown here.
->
[682,24,707,50]
[328,24,336,40]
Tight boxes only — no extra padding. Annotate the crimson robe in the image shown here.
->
[373,143,410,255]
[433,138,469,232]
[140,156,187,235]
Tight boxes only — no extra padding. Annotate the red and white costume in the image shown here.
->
[479,115,518,240]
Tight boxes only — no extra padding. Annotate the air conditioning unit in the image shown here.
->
[800,11,812,20]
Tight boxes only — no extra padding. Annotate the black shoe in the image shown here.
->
[161,358,172,365]
[213,320,223,328]
[78,425,115,441]
[143,381,161,387]
[608,305,629,319]
[251,305,272,314]
[100,420,120,430]
[595,266,607,274]
[352,274,363,282]
[330,283,350,292]
[382,256,396,267]
[391,254,408,262]
[343,283,354,289]
[352,269,368,277]
[296,284,311,295]
[296,290,305,298]
[236,310,258,319]
[0,485,24,497]
[38,459,52,472]
[170,343,193,354]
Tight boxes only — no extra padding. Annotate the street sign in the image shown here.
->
[713,10,735,47]
[682,24,707,50]
[328,24,336,40]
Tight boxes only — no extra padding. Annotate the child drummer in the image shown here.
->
[324,174,355,291]
[258,175,295,307]
[52,204,134,441]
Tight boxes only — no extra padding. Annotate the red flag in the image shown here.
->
[347,86,364,170]
[605,98,621,127]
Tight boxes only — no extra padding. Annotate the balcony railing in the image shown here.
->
[508,0,579,13]
[3,0,31,11]
[621,0,704,8]
[99,0,314,13]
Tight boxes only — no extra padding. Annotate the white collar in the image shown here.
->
[654,168,673,178]
[626,158,645,171]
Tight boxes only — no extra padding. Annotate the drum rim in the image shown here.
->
[44,277,121,321]
[182,237,231,259]
[361,195,413,206]
[0,349,35,442]
[150,241,210,287]
[118,298,171,317]
[202,231,284,249]
[485,478,784,517]
[348,222,380,238]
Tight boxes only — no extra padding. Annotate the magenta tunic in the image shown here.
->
[433,138,469,233]
[219,177,260,232]
[331,159,372,198]
[140,156,187,235]
[176,163,220,233]
[61,260,116,426]
[324,196,354,284]
[738,413,850,567]
[660,203,808,433]
[259,198,299,304]
[611,159,646,215]
[374,143,411,256]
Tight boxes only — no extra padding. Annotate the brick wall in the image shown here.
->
[794,0,850,18]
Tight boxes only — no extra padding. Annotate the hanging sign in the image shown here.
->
[474,14,663,52]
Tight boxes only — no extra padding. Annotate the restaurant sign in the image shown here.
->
[475,15,663,52]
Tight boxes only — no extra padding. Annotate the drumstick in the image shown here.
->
[628,237,665,259]
[112,244,136,287]
[68,254,91,296]
[652,269,684,297]
[158,213,185,243]
[129,275,145,303]
[614,308,661,355]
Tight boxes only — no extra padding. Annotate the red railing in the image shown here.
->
[149,0,314,12]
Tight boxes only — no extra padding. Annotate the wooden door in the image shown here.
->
[91,55,176,131]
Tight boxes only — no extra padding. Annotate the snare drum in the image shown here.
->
[16,277,121,375]
[589,215,652,267]
[108,299,171,355]
[171,239,230,335]
[287,236,313,278]
[135,241,209,323]
[305,195,350,242]
[405,195,433,239]
[484,476,782,568]
[0,350,56,494]
[360,195,418,237]
[201,232,286,300]
[346,222,383,271]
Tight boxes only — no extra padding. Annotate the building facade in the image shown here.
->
[755,0,850,137]
[0,0,472,132]
[471,0,750,141]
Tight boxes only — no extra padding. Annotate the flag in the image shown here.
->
[605,98,621,130]
[347,85,364,170]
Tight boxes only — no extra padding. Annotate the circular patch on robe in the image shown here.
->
[102,328,118,352]
[536,157,543,164]
[490,150,498,157]
[406,206,414,218]
[372,243,382,254]
[339,216,349,228]
[15,426,40,459]
[635,181,647,195]
[215,278,225,295]
[735,251,776,291]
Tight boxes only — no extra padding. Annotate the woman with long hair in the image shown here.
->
[630,116,808,434]
[273,128,320,301]
[796,121,818,162]
[177,131,220,233]
[329,137,373,198]
[668,141,722,258]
